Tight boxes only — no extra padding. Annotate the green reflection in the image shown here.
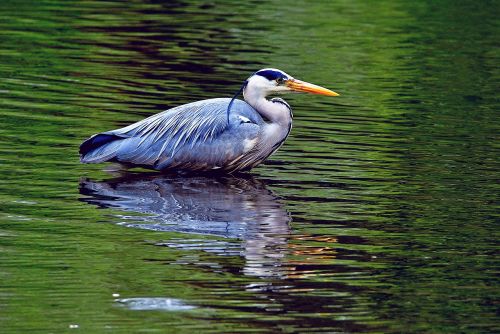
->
[0,0,498,333]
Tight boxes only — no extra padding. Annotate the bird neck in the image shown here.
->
[243,90,291,126]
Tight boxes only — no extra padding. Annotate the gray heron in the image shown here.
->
[79,68,339,172]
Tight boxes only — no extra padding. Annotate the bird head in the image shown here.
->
[245,68,339,97]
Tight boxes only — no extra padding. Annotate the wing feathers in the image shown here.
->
[80,98,242,168]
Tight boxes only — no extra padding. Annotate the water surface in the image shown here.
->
[0,0,498,333]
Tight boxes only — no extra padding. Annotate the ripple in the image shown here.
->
[0,0,498,333]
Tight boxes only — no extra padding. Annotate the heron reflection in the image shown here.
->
[79,173,291,278]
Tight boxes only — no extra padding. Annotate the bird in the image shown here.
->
[79,68,339,173]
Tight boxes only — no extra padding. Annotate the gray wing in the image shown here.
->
[80,98,262,171]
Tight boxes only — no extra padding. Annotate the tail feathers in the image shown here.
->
[80,133,127,163]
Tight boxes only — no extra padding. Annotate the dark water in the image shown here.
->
[1,1,498,333]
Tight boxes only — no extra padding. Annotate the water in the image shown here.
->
[0,0,498,332]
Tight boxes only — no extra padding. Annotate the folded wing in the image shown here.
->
[79,98,261,171]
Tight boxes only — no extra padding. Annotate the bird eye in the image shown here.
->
[276,77,284,85]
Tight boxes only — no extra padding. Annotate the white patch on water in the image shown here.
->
[115,297,196,311]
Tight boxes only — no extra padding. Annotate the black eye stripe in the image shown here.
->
[256,70,288,81]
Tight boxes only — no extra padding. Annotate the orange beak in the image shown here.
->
[285,79,339,96]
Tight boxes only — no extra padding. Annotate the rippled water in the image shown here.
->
[0,1,498,333]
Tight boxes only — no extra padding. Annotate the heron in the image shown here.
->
[79,68,339,173]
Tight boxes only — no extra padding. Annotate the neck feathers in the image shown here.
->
[243,86,292,127]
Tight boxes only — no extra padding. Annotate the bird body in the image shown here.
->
[80,69,338,173]
[81,98,290,172]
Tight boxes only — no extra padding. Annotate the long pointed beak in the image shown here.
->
[285,79,339,96]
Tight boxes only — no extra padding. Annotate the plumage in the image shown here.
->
[80,68,338,173]
[80,98,277,172]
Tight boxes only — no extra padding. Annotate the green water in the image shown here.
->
[1,0,498,333]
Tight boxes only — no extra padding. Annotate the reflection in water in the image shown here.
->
[78,173,371,331]
[1,0,497,331]
[80,173,291,278]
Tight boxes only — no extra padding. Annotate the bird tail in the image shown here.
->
[79,133,125,163]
